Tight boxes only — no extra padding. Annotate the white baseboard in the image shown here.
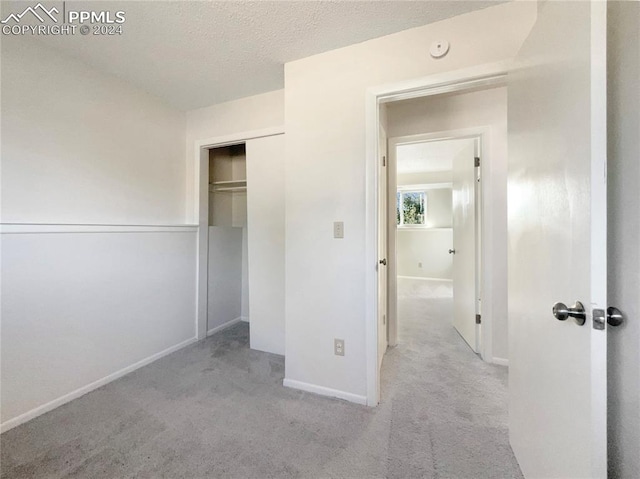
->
[206,317,243,337]
[283,378,367,406]
[492,357,509,367]
[240,316,249,323]
[397,275,453,282]
[0,336,198,434]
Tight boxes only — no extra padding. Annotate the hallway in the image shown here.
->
[381,278,521,477]
[2,279,520,478]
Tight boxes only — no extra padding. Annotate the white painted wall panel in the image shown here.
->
[397,230,453,280]
[232,193,248,228]
[1,37,186,225]
[0,38,194,431]
[398,171,452,185]
[387,87,508,138]
[1,231,197,426]
[241,227,250,321]
[246,135,286,355]
[207,227,243,332]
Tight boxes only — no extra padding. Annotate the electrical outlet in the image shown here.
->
[333,221,344,239]
[334,338,345,356]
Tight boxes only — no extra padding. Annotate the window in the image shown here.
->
[397,190,426,226]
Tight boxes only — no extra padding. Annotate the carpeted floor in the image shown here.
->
[1,278,522,478]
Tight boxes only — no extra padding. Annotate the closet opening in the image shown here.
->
[206,143,249,336]
[196,131,285,356]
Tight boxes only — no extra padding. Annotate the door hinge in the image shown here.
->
[383,314,386,325]
[474,157,480,167]
[475,314,482,324]
[382,155,386,167]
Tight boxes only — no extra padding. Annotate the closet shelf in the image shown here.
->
[209,179,247,193]
[211,179,246,186]
[211,186,247,193]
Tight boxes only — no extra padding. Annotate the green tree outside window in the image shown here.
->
[397,191,426,226]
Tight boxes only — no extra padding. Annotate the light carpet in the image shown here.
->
[1,278,521,478]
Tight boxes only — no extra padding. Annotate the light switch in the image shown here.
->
[333,221,344,239]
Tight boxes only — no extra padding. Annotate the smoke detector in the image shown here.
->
[430,40,450,59]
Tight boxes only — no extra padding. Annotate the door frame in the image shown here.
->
[365,61,508,406]
[387,132,485,355]
[192,126,284,340]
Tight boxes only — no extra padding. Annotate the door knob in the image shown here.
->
[607,307,624,327]
[448,249,456,254]
[379,259,387,266]
[552,301,586,325]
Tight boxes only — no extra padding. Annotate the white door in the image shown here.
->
[246,134,286,356]
[508,2,607,478]
[451,139,478,352]
[377,124,388,372]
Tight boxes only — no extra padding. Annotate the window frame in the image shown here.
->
[396,183,453,229]
[396,189,428,228]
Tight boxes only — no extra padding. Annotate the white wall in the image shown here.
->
[1,231,196,427]
[397,230,453,279]
[186,89,284,145]
[207,226,243,333]
[387,87,507,137]
[241,227,250,321]
[283,2,535,400]
[607,2,640,477]
[1,38,195,431]
[388,86,509,362]
[398,171,452,185]
[1,37,186,225]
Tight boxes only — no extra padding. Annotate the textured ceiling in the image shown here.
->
[397,139,471,174]
[3,1,504,110]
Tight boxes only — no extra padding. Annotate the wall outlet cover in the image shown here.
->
[333,221,344,239]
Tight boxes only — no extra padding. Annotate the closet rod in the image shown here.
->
[212,186,247,193]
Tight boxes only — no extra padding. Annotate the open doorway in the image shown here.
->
[369,75,510,405]
[389,136,481,355]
